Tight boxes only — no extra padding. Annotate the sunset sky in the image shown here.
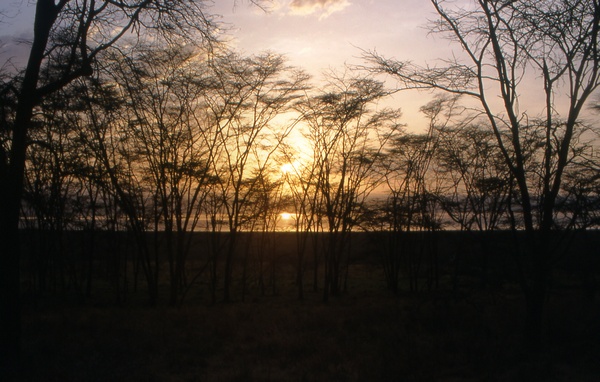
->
[0,0,452,131]
[213,0,448,129]
[2,1,596,131]
[214,0,441,73]
[0,0,443,73]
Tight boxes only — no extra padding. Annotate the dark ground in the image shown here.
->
[20,278,600,381]
[17,231,600,381]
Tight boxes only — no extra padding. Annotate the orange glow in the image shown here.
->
[280,163,295,174]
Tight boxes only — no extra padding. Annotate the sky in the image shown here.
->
[213,0,441,74]
[0,0,451,131]
[212,0,449,129]
[0,0,443,73]
[6,1,593,134]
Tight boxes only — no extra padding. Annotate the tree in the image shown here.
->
[203,52,308,301]
[106,44,216,306]
[428,96,512,288]
[365,0,600,349]
[21,84,85,295]
[72,73,164,304]
[0,0,222,375]
[374,111,443,293]
[298,71,401,301]
[278,138,324,300]
[559,142,600,230]
[237,168,286,300]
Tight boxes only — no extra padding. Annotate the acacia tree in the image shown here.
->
[204,52,308,301]
[0,0,230,373]
[106,44,217,306]
[299,72,401,301]
[376,118,443,293]
[279,139,324,300]
[365,0,600,348]
[438,122,513,285]
[559,143,600,231]
[428,96,512,287]
[63,89,113,299]
[21,86,87,294]
[237,168,286,299]
[437,123,511,232]
[71,73,166,304]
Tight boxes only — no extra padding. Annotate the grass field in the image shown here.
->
[20,278,600,380]
[17,231,600,381]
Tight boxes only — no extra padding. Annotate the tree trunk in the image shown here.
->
[1,3,60,376]
[0,209,22,378]
[223,230,237,302]
[524,232,550,351]
[0,56,32,382]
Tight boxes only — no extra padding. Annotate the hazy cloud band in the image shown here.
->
[289,0,351,19]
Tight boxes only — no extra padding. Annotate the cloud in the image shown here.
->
[288,0,351,20]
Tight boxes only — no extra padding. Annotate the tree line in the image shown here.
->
[5,37,600,332]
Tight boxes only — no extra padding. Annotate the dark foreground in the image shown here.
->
[15,230,600,380]
[21,284,600,381]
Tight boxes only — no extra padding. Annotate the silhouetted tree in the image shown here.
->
[365,0,600,349]
[377,122,442,292]
[204,52,308,301]
[278,139,323,299]
[238,168,286,300]
[431,95,512,287]
[21,85,87,294]
[0,0,224,373]
[298,71,401,301]
[82,76,161,303]
[106,44,217,305]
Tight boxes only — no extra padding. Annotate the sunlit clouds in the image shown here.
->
[288,0,351,19]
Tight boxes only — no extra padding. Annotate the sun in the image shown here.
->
[280,162,295,175]
[280,160,302,176]
[280,212,293,220]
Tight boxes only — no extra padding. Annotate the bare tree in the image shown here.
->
[20,84,88,295]
[364,0,600,348]
[559,145,600,231]
[204,52,308,301]
[72,73,165,304]
[375,118,443,293]
[425,95,513,287]
[106,44,218,305]
[237,168,286,300]
[439,123,512,281]
[278,139,324,300]
[298,71,401,301]
[0,0,222,372]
